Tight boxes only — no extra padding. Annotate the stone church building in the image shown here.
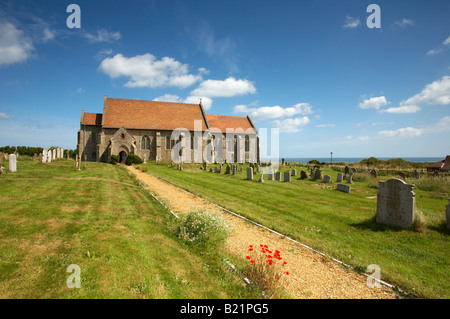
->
[78,96,259,164]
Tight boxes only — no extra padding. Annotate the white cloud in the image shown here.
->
[316,123,335,128]
[272,117,310,133]
[190,77,256,98]
[153,94,213,111]
[378,127,423,138]
[443,35,450,46]
[0,112,11,119]
[95,48,114,60]
[84,29,121,43]
[426,49,441,56]
[358,96,390,110]
[393,18,414,27]
[343,16,360,28]
[42,28,55,42]
[398,75,450,109]
[0,21,34,66]
[98,53,203,89]
[233,102,313,121]
[379,105,421,114]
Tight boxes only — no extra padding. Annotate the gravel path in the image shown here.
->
[127,166,398,299]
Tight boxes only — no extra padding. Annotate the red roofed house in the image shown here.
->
[78,96,259,164]
[426,155,450,173]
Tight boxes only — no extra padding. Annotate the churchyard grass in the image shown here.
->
[0,159,250,298]
[139,162,449,299]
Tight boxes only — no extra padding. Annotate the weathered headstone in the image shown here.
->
[268,170,274,181]
[225,164,231,174]
[323,175,331,183]
[300,171,308,180]
[42,149,47,163]
[413,170,420,180]
[344,165,350,175]
[247,167,253,180]
[240,166,243,172]
[9,154,17,172]
[336,184,351,193]
[336,173,343,183]
[32,153,37,161]
[291,169,297,177]
[376,178,415,229]
[275,171,281,181]
[52,149,56,161]
[48,150,52,163]
[314,169,322,181]
[284,170,291,182]
[346,172,353,184]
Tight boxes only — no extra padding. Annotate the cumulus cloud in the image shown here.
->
[396,76,450,111]
[379,105,421,114]
[272,117,310,133]
[358,96,390,110]
[233,103,312,121]
[343,16,360,28]
[153,94,213,110]
[84,29,121,43]
[190,77,256,98]
[98,53,203,89]
[0,21,34,66]
[378,127,423,138]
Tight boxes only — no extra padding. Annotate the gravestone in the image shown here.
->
[323,175,331,183]
[300,171,308,180]
[52,149,56,161]
[275,171,281,181]
[9,154,17,172]
[209,168,213,172]
[370,169,377,178]
[42,149,47,163]
[240,166,243,172]
[346,172,353,184]
[446,199,450,230]
[32,154,37,161]
[47,150,52,163]
[284,170,291,182]
[314,169,322,181]
[344,165,350,175]
[268,170,274,181]
[247,167,253,180]
[0,166,3,176]
[336,173,343,183]
[0,152,2,165]
[225,164,231,174]
[291,169,297,177]
[336,184,351,193]
[258,170,264,183]
[376,178,415,229]
[232,165,236,175]
[413,170,420,180]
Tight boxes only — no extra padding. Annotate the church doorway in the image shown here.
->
[119,151,127,163]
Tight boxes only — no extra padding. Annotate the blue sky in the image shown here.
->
[0,0,449,158]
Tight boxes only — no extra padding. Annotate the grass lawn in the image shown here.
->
[139,162,450,299]
[0,159,250,298]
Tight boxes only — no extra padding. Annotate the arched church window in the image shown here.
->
[141,136,150,150]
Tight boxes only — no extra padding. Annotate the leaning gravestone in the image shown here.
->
[376,178,415,229]
[247,167,253,180]
[337,184,351,193]
[346,172,353,184]
[336,173,343,183]
[446,199,450,230]
[275,171,281,181]
[9,154,17,172]
[323,175,331,183]
[284,170,291,182]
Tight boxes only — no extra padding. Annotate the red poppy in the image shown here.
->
[246,256,250,259]
[250,260,255,263]
[285,272,289,275]
[283,261,287,265]
[249,248,253,251]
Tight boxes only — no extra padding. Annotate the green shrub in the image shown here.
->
[110,155,120,164]
[125,154,143,165]
[173,210,230,248]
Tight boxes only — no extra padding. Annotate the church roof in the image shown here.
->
[80,96,257,134]
[102,97,209,131]
[81,112,103,126]
[206,114,257,134]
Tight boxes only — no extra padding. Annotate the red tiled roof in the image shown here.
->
[206,114,257,134]
[102,98,208,131]
[442,155,450,170]
[81,113,102,126]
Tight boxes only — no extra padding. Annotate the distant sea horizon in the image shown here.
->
[264,157,444,164]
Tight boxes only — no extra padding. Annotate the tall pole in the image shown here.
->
[330,152,333,165]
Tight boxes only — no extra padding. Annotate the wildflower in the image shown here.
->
[246,256,251,259]
[283,261,287,265]
[250,260,255,263]
[285,272,289,275]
